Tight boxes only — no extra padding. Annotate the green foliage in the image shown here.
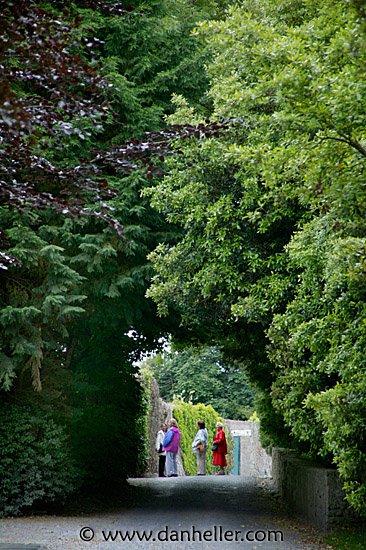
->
[69,330,150,491]
[147,345,255,420]
[1,0,229,510]
[136,366,154,475]
[88,0,220,142]
[172,400,229,475]
[323,528,366,550]
[143,0,366,514]
[145,136,300,325]
[143,50,304,455]
[0,0,225,396]
[253,390,294,452]
[0,403,78,517]
[0,210,87,392]
[249,411,259,423]
[268,223,366,510]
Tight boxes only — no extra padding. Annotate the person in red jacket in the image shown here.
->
[212,421,227,475]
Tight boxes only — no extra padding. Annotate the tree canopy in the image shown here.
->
[0,0,230,513]
[0,0,231,390]
[144,0,366,514]
[146,345,255,420]
[2,0,366,518]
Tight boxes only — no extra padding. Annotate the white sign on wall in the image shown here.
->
[231,429,252,437]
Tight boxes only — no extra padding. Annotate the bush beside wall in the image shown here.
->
[173,400,230,476]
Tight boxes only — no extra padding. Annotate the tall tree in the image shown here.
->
[93,0,217,141]
[0,0,226,391]
[144,0,366,514]
[147,345,255,420]
[144,97,304,449]
[0,0,233,507]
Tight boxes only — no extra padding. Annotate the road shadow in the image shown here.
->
[128,475,270,516]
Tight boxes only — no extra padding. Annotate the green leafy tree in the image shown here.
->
[0,404,78,517]
[85,0,230,143]
[0,0,224,391]
[148,346,255,419]
[143,104,303,451]
[1,0,232,507]
[144,0,366,514]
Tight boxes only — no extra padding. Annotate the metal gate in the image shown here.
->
[231,435,240,475]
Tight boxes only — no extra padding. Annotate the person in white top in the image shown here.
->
[155,423,167,477]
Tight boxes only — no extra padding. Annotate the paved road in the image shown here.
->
[0,476,329,550]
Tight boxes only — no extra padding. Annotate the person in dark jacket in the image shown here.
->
[155,423,167,477]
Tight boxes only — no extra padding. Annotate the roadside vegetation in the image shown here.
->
[323,528,366,550]
[145,345,255,420]
[1,0,366,520]
[0,0,228,516]
[144,0,366,516]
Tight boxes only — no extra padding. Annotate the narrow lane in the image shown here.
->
[0,476,328,550]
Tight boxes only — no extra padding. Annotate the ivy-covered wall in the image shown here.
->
[141,370,173,475]
[142,372,232,476]
[172,400,232,476]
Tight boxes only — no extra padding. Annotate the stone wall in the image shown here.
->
[145,376,173,476]
[145,376,185,477]
[271,447,363,530]
[225,419,272,478]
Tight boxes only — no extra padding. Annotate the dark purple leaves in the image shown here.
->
[0,1,237,269]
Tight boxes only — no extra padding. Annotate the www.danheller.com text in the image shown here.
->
[79,525,284,543]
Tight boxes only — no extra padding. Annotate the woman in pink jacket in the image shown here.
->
[162,418,181,477]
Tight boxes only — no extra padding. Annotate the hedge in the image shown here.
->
[172,400,232,475]
[0,404,78,517]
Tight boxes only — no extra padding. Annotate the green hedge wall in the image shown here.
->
[172,400,231,475]
[0,404,78,517]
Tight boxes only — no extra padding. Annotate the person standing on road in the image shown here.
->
[212,421,227,475]
[155,423,167,477]
[192,420,208,475]
[162,418,181,477]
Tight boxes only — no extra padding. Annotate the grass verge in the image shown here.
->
[323,527,366,550]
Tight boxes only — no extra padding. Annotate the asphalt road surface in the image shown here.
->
[0,476,330,550]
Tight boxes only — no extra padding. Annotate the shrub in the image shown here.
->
[0,403,78,517]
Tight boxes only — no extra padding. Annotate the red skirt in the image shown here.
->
[213,452,227,467]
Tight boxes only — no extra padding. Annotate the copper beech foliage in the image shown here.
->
[0,0,234,268]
